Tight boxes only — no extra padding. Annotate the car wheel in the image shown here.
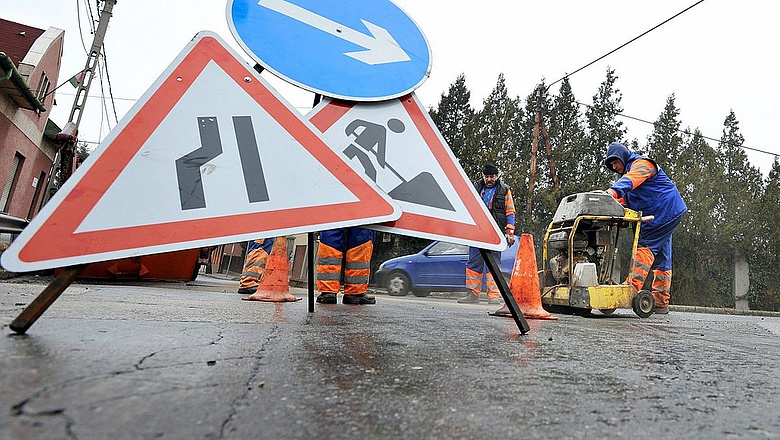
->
[411,290,431,297]
[386,271,411,296]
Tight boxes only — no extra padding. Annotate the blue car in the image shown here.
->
[374,239,519,297]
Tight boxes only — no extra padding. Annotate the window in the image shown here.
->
[35,72,51,102]
[426,242,468,256]
[1,152,25,213]
[27,171,46,219]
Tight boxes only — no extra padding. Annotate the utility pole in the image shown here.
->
[42,0,117,205]
[526,86,559,215]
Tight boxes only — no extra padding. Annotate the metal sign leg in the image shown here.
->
[308,232,315,312]
[481,248,530,334]
[9,264,87,334]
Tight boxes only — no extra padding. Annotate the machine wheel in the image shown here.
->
[385,272,411,296]
[599,308,616,315]
[632,290,655,318]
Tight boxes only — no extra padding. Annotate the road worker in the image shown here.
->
[603,142,687,314]
[237,237,276,294]
[458,163,516,305]
[316,227,376,305]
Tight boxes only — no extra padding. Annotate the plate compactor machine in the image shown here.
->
[540,192,656,318]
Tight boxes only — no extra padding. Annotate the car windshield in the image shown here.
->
[426,242,468,256]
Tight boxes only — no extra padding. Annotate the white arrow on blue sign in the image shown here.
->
[226,0,432,101]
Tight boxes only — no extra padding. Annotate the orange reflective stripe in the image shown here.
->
[238,248,270,289]
[624,159,657,189]
[652,269,672,306]
[629,247,655,291]
[504,189,516,216]
[465,267,482,295]
[316,243,343,293]
[344,241,373,294]
[486,273,499,298]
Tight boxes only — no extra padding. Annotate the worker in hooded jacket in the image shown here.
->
[603,142,687,314]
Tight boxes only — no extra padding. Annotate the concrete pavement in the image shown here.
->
[2,275,780,439]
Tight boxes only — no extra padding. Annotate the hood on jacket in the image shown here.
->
[603,142,632,173]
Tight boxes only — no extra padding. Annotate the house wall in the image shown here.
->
[0,27,63,220]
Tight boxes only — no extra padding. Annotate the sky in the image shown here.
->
[4,0,779,176]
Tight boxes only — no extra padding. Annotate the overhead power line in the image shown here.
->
[575,101,779,159]
[547,0,705,90]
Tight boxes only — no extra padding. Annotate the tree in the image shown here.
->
[75,142,91,168]
[584,67,628,190]
[670,130,724,306]
[748,159,780,311]
[429,74,474,160]
[715,110,763,246]
[466,74,526,189]
[517,82,556,234]
[546,77,588,199]
[646,94,684,179]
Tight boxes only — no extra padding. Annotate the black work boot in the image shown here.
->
[316,293,337,304]
[342,293,376,305]
[457,293,480,304]
[653,305,669,314]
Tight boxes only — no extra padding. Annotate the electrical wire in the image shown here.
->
[74,0,90,54]
[547,0,705,91]
[540,0,776,160]
[100,48,120,124]
[574,100,778,158]
[96,57,112,137]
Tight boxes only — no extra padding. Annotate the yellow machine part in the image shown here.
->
[589,285,634,309]
[542,285,635,310]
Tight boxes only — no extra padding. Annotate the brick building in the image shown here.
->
[0,18,64,235]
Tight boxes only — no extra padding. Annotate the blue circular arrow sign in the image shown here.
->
[227,0,432,101]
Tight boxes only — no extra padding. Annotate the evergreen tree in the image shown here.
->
[715,110,763,245]
[546,77,587,199]
[748,159,780,311]
[518,82,556,234]
[646,94,684,179]
[584,67,628,190]
[671,130,724,306]
[429,74,474,159]
[702,110,764,306]
[466,74,526,190]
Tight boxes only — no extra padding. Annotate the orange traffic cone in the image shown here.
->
[242,238,301,302]
[505,234,556,320]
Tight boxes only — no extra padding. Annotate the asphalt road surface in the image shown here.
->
[1,275,779,439]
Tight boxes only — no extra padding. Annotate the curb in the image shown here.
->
[668,305,780,318]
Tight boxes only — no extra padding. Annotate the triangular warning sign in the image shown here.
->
[1,32,400,272]
[306,93,506,250]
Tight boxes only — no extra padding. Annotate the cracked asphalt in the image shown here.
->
[1,275,780,439]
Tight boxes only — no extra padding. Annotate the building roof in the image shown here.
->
[0,18,46,66]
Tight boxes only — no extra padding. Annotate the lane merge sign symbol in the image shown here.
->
[0,32,401,273]
[227,0,432,101]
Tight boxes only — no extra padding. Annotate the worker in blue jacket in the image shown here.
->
[603,142,687,314]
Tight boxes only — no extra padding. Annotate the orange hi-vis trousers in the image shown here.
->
[465,247,500,300]
[629,246,672,308]
[239,238,275,291]
[316,228,374,296]
[465,267,499,299]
